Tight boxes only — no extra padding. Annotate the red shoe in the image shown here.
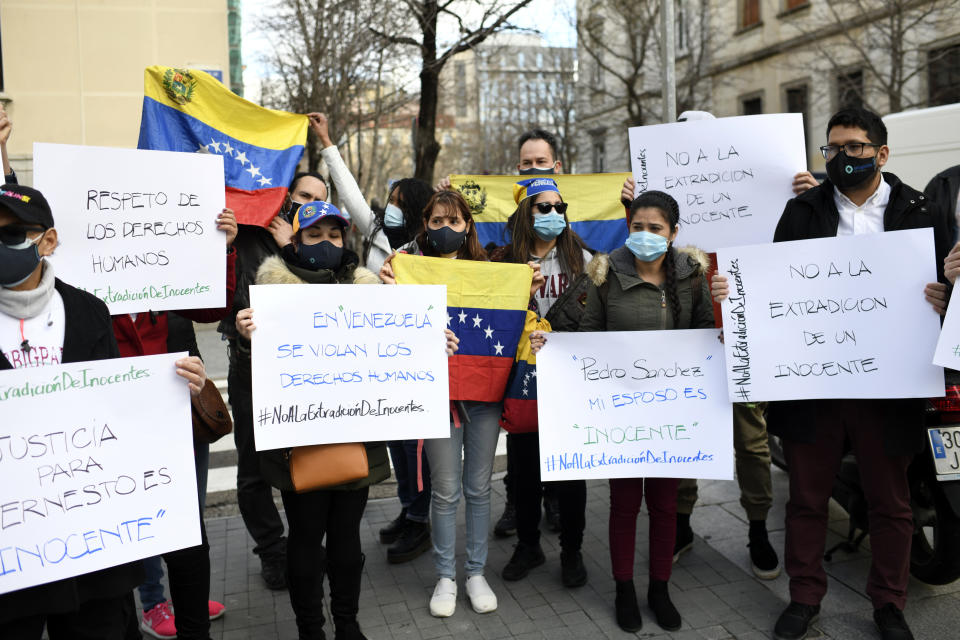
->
[141,601,176,639]
[208,599,226,621]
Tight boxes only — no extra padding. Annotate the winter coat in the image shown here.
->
[767,173,951,455]
[219,224,281,342]
[253,254,391,493]
[578,245,714,333]
[924,164,960,242]
[0,279,145,624]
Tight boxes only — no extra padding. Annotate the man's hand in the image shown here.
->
[792,171,818,195]
[268,215,295,248]
[621,178,636,207]
[925,282,949,316]
[0,104,11,147]
[945,242,960,285]
[217,208,238,247]
[711,274,730,303]
[435,176,452,192]
[307,112,334,148]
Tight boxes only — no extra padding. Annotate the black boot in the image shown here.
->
[614,579,642,632]
[387,520,431,564]
[674,512,693,562]
[494,502,517,538]
[502,542,546,581]
[328,553,366,640]
[378,508,406,544]
[560,550,588,588]
[748,520,780,580]
[647,579,681,631]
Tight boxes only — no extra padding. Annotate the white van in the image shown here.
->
[883,102,960,189]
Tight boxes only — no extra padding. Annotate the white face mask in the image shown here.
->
[383,203,405,228]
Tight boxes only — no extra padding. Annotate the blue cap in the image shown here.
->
[513,177,560,204]
[292,200,350,233]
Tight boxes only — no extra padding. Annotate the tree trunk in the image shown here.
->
[413,0,441,184]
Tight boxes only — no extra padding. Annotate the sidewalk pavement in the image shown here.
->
[196,468,960,640]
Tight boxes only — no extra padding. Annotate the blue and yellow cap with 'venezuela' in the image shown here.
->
[292,200,351,234]
[513,177,561,205]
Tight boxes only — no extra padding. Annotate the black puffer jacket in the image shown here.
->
[767,173,951,455]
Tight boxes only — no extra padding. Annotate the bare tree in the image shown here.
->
[371,0,536,184]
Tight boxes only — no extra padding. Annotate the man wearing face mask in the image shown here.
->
[713,107,951,640]
[217,169,328,591]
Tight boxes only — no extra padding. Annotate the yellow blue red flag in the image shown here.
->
[451,173,632,252]
[500,312,551,433]
[392,253,532,402]
[137,66,308,227]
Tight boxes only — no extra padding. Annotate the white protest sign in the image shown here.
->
[628,113,806,251]
[934,295,960,368]
[249,284,450,450]
[535,330,732,481]
[0,353,199,595]
[33,142,226,315]
[717,228,943,402]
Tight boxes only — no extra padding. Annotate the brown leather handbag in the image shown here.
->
[289,442,369,492]
[191,378,233,443]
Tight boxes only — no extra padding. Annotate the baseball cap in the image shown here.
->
[292,200,350,234]
[0,184,54,229]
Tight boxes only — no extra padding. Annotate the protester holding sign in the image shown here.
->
[0,184,208,639]
[488,177,592,588]
[533,190,714,633]
[712,108,950,640]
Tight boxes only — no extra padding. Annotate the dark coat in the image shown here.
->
[924,164,960,241]
[767,173,951,455]
[0,279,145,624]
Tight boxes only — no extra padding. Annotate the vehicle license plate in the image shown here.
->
[928,426,960,481]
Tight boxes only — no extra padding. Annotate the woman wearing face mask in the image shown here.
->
[380,191,514,618]
[532,190,713,633]
[234,202,388,640]
[489,178,593,588]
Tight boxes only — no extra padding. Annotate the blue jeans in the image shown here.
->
[424,401,501,579]
[388,439,431,523]
[138,441,211,610]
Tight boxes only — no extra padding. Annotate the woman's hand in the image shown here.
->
[444,329,459,356]
[620,177,636,207]
[380,252,398,284]
[236,308,256,340]
[711,274,729,303]
[528,261,544,298]
[945,242,960,285]
[217,208,238,247]
[530,330,548,355]
[306,112,334,148]
[176,356,207,397]
[268,215,295,248]
[925,282,949,316]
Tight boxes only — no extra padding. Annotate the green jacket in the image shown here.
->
[254,254,391,493]
[578,245,714,332]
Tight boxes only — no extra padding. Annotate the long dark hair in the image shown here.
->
[365,178,433,261]
[415,190,488,261]
[505,196,587,276]
[630,190,682,326]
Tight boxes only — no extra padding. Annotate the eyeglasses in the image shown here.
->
[0,224,45,247]
[819,143,882,160]
[535,202,568,215]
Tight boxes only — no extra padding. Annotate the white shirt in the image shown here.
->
[531,247,593,316]
[0,290,66,369]
[834,177,890,236]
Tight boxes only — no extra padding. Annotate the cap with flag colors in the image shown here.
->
[137,66,308,227]
[513,177,560,204]
[452,173,632,253]
[293,200,350,234]
[391,253,533,403]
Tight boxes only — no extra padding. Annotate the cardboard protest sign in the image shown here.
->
[717,228,943,402]
[249,284,450,450]
[0,353,199,594]
[535,330,732,481]
[934,292,960,368]
[628,113,806,251]
[33,142,226,315]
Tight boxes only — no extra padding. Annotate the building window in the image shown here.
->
[455,62,467,118]
[677,2,688,53]
[741,0,761,29]
[785,0,809,9]
[785,85,808,115]
[929,44,960,107]
[592,134,606,173]
[836,70,864,110]
[742,95,763,115]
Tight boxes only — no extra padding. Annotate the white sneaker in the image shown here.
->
[465,575,498,613]
[429,577,457,617]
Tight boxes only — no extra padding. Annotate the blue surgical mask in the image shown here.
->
[383,203,405,229]
[532,212,566,240]
[625,231,668,262]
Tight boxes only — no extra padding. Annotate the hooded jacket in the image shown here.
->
[252,253,390,492]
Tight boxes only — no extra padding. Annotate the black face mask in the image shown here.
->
[297,241,343,270]
[0,236,43,288]
[426,226,468,254]
[518,166,556,175]
[383,226,410,250]
[826,151,878,191]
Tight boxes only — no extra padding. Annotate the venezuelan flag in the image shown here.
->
[500,313,551,433]
[451,173,632,253]
[138,66,308,227]
[392,254,532,402]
